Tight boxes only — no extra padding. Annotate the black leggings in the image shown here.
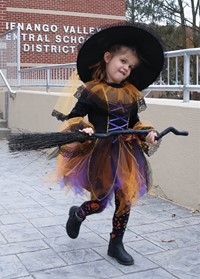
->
[76,191,131,238]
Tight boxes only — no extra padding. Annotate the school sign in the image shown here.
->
[1,0,125,67]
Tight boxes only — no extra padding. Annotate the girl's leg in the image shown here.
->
[66,199,106,239]
[111,191,131,238]
[76,200,107,219]
[108,190,134,265]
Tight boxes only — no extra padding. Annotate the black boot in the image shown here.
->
[66,206,85,239]
[107,234,134,266]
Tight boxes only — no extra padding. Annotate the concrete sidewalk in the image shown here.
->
[0,139,200,279]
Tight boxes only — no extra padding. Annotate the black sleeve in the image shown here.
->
[128,103,139,128]
[128,103,147,141]
[68,89,91,119]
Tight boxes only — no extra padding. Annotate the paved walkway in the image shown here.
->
[0,139,200,279]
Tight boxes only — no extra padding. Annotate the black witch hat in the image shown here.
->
[77,23,165,90]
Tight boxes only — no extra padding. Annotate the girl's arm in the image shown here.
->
[129,102,160,155]
[68,90,91,119]
[59,89,95,135]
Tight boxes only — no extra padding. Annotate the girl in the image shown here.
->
[53,24,164,266]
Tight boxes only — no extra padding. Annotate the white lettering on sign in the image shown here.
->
[5,22,101,54]
[23,44,76,53]
[21,33,50,42]
[6,22,58,32]
[55,35,85,44]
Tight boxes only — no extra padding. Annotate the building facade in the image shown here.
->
[0,0,125,67]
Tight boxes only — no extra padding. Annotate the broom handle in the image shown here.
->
[154,127,188,140]
[87,127,188,141]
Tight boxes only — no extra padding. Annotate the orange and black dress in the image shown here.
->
[56,80,159,216]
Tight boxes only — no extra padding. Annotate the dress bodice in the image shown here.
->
[68,81,146,133]
[107,102,130,132]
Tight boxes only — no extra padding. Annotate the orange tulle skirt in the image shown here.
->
[56,121,152,216]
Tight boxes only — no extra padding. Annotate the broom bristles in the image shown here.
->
[8,132,91,152]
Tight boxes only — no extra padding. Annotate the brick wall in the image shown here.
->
[6,0,125,16]
[0,0,6,32]
[1,0,126,66]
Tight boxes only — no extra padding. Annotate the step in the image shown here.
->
[0,119,7,128]
[0,128,11,139]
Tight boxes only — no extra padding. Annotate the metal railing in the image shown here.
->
[0,70,16,95]
[19,63,76,92]
[0,70,16,122]
[146,48,200,102]
[18,47,200,101]
[0,27,20,87]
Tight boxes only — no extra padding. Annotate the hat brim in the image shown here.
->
[77,24,164,90]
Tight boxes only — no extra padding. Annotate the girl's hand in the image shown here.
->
[79,127,94,136]
[146,131,158,144]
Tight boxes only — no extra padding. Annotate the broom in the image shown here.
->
[7,127,188,152]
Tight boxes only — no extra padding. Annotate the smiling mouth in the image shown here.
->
[119,70,126,76]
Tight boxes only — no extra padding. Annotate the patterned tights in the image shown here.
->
[76,191,131,238]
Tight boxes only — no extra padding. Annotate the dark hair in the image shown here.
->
[90,44,140,82]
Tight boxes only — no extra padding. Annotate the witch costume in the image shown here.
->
[56,81,157,214]
[52,23,164,265]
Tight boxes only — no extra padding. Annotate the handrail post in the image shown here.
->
[5,90,9,122]
[46,68,50,92]
[17,26,21,88]
[183,53,190,102]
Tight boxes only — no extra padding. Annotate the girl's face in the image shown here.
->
[104,47,139,84]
